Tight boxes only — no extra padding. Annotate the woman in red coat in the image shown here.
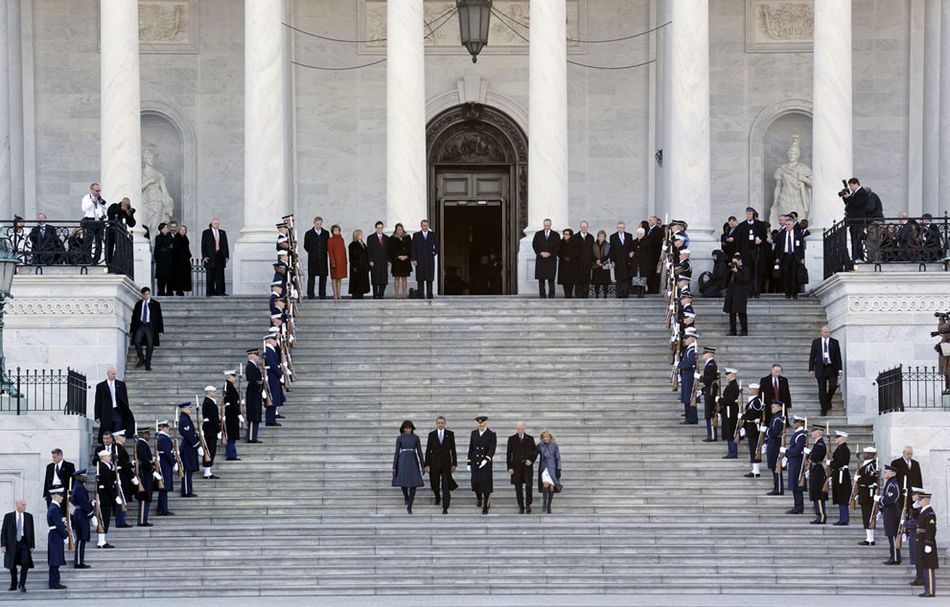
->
[328,224,348,300]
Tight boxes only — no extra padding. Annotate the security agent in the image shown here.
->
[839,177,883,262]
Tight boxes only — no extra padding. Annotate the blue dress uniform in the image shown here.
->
[69,472,94,568]
[201,394,220,475]
[177,404,201,497]
[678,340,698,424]
[244,353,264,442]
[879,471,902,564]
[916,499,938,598]
[742,391,764,477]
[765,406,785,495]
[808,434,828,523]
[223,377,240,460]
[155,426,174,514]
[264,341,285,426]
[719,376,740,458]
[785,422,806,513]
[700,355,719,441]
[134,433,155,526]
[467,419,497,514]
[830,437,851,525]
[46,496,68,589]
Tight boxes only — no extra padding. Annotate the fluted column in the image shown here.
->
[0,4,10,221]
[810,0,853,230]
[518,0,568,294]
[923,0,941,214]
[100,0,148,284]
[233,0,291,294]
[385,0,426,229]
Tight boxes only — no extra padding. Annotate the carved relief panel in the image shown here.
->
[745,0,814,53]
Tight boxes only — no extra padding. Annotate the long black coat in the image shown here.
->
[171,234,193,292]
[244,361,264,423]
[1,511,35,570]
[348,241,370,295]
[43,460,76,502]
[304,227,330,277]
[388,234,412,277]
[532,230,560,280]
[557,236,581,285]
[890,457,923,500]
[634,238,653,278]
[366,232,390,285]
[425,429,458,473]
[719,379,740,439]
[831,443,852,505]
[467,429,497,494]
[200,228,229,268]
[223,381,241,441]
[574,232,595,284]
[808,439,828,501]
[130,299,164,346]
[608,232,636,280]
[723,264,751,315]
[93,379,135,441]
[28,224,64,264]
[410,231,438,282]
[506,433,538,485]
[154,232,174,281]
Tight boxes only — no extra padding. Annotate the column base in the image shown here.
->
[231,227,277,295]
[516,234,536,297]
[132,238,152,290]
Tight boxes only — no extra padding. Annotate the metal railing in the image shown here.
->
[152,260,207,297]
[1,219,135,279]
[824,214,950,279]
[0,367,89,416]
[876,364,949,414]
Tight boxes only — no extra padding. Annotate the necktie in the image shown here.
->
[378,234,383,244]
[142,301,149,323]
[439,431,443,444]
[773,377,779,396]
[214,229,220,251]
[16,513,22,541]
[620,234,625,245]
[823,339,830,363]
[786,231,792,254]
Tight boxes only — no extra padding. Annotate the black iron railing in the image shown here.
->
[824,214,950,279]
[876,364,949,414]
[1,219,135,280]
[0,367,89,416]
[152,260,206,297]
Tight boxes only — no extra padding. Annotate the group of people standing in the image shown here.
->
[153,216,232,297]
[391,417,562,516]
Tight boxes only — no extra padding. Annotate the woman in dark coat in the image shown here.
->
[392,420,424,514]
[591,230,611,298]
[65,228,89,265]
[153,223,174,296]
[557,228,579,298]
[632,227,651,298]
[348,230,370,299]
[172,225,193,295]
[388,223,412,299]
[723,253,751,336]
[537,430,562,514]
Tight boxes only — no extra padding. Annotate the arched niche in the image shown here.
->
[140,101,197,236]
[749,99,813,225]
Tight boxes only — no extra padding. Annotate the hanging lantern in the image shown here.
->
[457,0,492,63]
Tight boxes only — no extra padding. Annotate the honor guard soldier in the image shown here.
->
[765,402,785,496]
[679,292,695,317]
[155,421,175,515]
[678,330,699,425]
[807,425,828,524]
[700,347,719,442]
[134,426,156,527]
[857,446,879,545]
[45,488,68,589]
[915,489,938,598]
[742,383,763,478]
[222,370,242,460]
[110,430,135,528]
[201,385,221,479]
[830,430,851,526]
[177,402,201,497]
[263,335,285,426]
[674,249,693,287]
[879,464,902,565]
[245,349,265,442]
[94,449,116,548]
[69,469,93,569]
[467,416,497,515]
[783,416,807,514]
[719,368,740,459]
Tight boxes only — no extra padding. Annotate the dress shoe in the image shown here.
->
[116,523,133,528]
[911,580,925,586]
[785,509,802,514]
[73,564,91,569]
[810,520,824,525]
[858,540,873,546]
[145,365,152,372]
[919,593,935,598]
[226,458,241,461]
[137,522,154,527]
[276,414,286,419]
[265,423,282,427]
[766,491,780,496]
[883,560,898,565]
[406,505,412,514]
[740,330,749,336]
[728,331,738,336]
[744,472,760,478]
[526,506,532,514]
[51,584,67,590]
[8,585,16,591]
[442,508,448,515]
[434,497,441,506]
[135,359,144,369]
[19,586,26,592]
[481,507,488,515]
[519,507,525,514]
[184,493,198,497]
[832,521,848,526]
[702,438,715,443]
[250,440,263,444]
[476,498,482,508]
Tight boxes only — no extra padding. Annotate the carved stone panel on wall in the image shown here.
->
[745,0,814,54]
[138,0,199,54]
[359,0,585,55]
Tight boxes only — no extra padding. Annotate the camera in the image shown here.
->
[837,179,850,198]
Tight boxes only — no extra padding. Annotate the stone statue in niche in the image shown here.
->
[769,134,812,226]
[141,149,175,240]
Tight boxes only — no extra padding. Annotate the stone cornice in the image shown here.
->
[6,299,116,316]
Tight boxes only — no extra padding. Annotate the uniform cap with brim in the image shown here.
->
[264,335,277,341]
[810,424,825,432]
[97,449,112,458]
[884,464,897,472]
[725,368,737,375]
[680,249,691,255]
[917,490,933,498]
[684,327,698,336]
[911,486,927,495]
[793,415,806,423]
[748,383,760,389]
[863,447,877,454]
[112,429,126,437]
[273,261,287,267]
[157,420,170,426]
[835,430,848,438]
[683,312,696,319]
[702,346,716,354]
[474,416,488,423]
[680,293,694,299]
[275,223,288,229]
[204,385,216,392]
[137,425,151,433]
[246,348,260,355]
[223,369,237,376]
[277,250,289,257]
[48,487,64,495]
[770,401,784,409]
[72,469,87,478]
[270,313,282,319]
[177,402,191,409]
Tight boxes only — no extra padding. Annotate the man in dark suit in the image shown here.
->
[506,422,538,514]
[532,218,560,298]
[841,178,881,261]
[105,197,136,264]
[200,217,229,296]
[774,214,805,299]
[303,216,330,299]
[808,325,843,416]
[424,416,457,514]
[367,221,390,299]
[129,287,164,371]
[609,222,636,298]
[760,363,792,425]
[93,367,134,443]
[734,207,768,297]
[890,446,924,502]
[27,214,63,265]
[573,222,595,298]
[920,213,944,262]
[1,500,34,592]
[42,449,76,506]
[644,216,665,294]
[411,219,438,299]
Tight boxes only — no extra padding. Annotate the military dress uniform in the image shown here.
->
[701,353,719,442]
[879,470,902,564]
[916,496,939,598]
[244,352,264,442]
[177,404,201,497]
[222,375,241,460]
[94,457,117,547]
[678,339,698,424]
[784,420,807,513]
[857,449,880,545]
[134,431,155,527]
[719,375,740,459]
[264,340,285,426]
[155,425,175,514]
[45,491,68,589]
[830,436,852,525]
[467,420,497,514]
[765,407,785,495]
[742,388,764,477]
[807,433,828,524]
[111,435,135,528]
[69,471,94,568]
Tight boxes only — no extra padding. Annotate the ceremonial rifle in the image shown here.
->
[896,476,909,550]
[171,405,185,479]
[688,370,702,410]
[194,394,214,465]
[132,441,145,494]
[152,427,165,491]
[219,381,227,447]
[283,214,304,304]
[92,462,106,533]
[797,416,809,488]
[754,407,766,463]
[733,382,745,444]
[237,362,245,429]
[113,457,128,513]
[775,405,787,474]
[868,457,881,529]
[65,477,75,552]
[710,369,721,432]
[822,422,833,495]
[848,445,861,511]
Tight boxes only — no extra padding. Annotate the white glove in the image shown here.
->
[804,448,811,455]
[240,399,246,405]
[239,415,245,424]
[153,471,162,481]
[466,465,471,472]
[824,459,831,466]
[479,460,488,469]
[740,427,746,438]
[761,444,767,455]
[173,463,179,473]
[198,447,205,457]
[694,372,701,380]
[781,457,788,468]
[925,546,932,554]
[875,495,883,504]
[217,432,222,440]
[115,496,123,505]
[780,447,786,455]
[131,477,139,486]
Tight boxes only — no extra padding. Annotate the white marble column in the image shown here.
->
[518,0,568,294]
[939,0,950,217]
[233,0,291,295]
[0,3,11,221]
[7,0,24,217]
[665,0,710,232]
[923,0,941,215]
[100,0,149,285]
[810,0,853,230]
[385,0,426,230]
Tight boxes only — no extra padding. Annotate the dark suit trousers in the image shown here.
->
[647,270,661,294]
[538,279,555,298]
[816,367,838,412]
[780,254,798,297]
[134,323,155,364]
[206,262,226,296]
[308,274,327,299]
[615,278,632,298]
[9,539,29,587]
[429,469,451,509]
[849,224,865,261]
[729,313,748,334]
[417,280,433,299]
[575,280,589,298]
[515,480,533,509]
[81,218,104,263]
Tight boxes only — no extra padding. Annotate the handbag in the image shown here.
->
[796,262,809,285]
[940,343,950,357]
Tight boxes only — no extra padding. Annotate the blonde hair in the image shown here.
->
[352,229,363,241]
[540,429,556,443]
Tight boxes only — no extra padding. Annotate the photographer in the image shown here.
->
[80,182,108,264]
[723,253,751,336]
[839,177,883,262]
[106,197,137,264]
[936,313,950,389]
